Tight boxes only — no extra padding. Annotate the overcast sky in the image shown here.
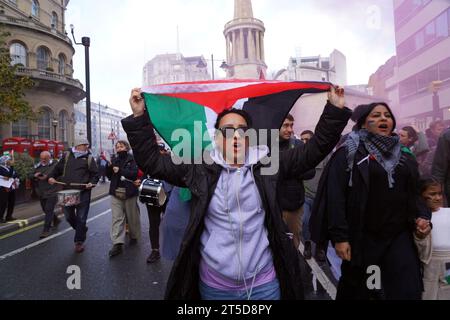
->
[66,0,396,113]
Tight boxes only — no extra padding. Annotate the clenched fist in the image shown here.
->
[129,88,145,117]
[328,85,346,109]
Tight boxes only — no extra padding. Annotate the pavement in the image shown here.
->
[0,182,111,236]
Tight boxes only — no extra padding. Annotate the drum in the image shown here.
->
[57,190,81,207]
[139,179,167,207]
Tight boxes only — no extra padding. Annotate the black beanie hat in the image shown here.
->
[352,102,396,131]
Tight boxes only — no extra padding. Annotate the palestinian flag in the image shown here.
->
[142,79,332,157]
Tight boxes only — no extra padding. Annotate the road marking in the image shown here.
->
[298,242,337,300]
[0,197,110,240]
[0,222,45,240]
[0,209,111,262]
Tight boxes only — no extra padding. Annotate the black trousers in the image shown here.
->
[146,204,163,250]
[0,188,15,220]
[40,196,57,231]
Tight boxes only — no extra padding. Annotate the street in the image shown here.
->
[0,196,335,300]
[0,197,172,300]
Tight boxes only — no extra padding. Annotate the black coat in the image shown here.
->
[278,138,315,211]
[106,153,139,199]
[122,102,352,300]
[310,142,431,267]
[29,161,59,199]
[48,151,99,190]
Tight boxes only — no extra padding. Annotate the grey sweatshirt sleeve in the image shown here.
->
[414,131,429,157]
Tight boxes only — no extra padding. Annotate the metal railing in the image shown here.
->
[16,67,83,89]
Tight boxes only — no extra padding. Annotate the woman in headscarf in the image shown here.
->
[0,155,19,223]
[314,102,432,300]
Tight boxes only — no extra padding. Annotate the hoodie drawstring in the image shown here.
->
[223,166,261,300]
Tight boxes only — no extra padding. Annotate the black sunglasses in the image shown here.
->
[217,126,250,138]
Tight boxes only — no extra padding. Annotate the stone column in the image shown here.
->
[260,32,265,62]
[228,33,233,64]
[249,29,256,62]
[255,31,261,61]
[246,28,252,61]
[234,30,240,63]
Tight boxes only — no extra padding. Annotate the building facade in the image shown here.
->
[74,101,127,157]
[223,0,267,79]
[0,0,85,146]
[142,54,210,86]
[370,0,450,129]
[274,49,348,86]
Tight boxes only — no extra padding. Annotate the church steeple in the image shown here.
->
[234,0,254,19]
[224,0,267,79]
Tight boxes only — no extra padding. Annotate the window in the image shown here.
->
[439,58,450,81]
[38,108,52,139]
[424,21,435,44]
[31,0,39,18]
[397,9,450,65]
[399,76,417,98]
[59,111,68,142]
[436,11,449,38]
[397,37,415,60]
[9,43,27,66]
[414,31,424,51]
[51,12,58,29]
[58,54,66,74]
[12,119,29,137]
[395,0,431,27]
[37,46,50,70]
[417,65,438,91]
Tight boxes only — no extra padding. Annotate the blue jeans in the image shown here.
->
[199,279,281,300]
[64,190,91,243]
[302,197,314,242]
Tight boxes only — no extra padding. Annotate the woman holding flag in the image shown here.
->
[122,83,351,300]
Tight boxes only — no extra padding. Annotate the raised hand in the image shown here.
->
[328,85,346,109]
[129,88,145,117]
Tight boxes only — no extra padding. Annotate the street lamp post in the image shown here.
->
[70,24,92,146]
[197,54,228,80]
[98,102,102,154]
[52,119,58,141]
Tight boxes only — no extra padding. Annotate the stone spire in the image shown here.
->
[224,0,267,79]
[234,0,254,19]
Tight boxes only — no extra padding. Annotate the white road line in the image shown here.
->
[298,242,337,300]
[0,209,111,262]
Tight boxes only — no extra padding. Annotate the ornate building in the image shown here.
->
[143,54,210,86]
[224,0,267,79]
[0,0,85,147]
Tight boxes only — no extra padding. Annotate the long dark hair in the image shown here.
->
[353,102,397,131]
